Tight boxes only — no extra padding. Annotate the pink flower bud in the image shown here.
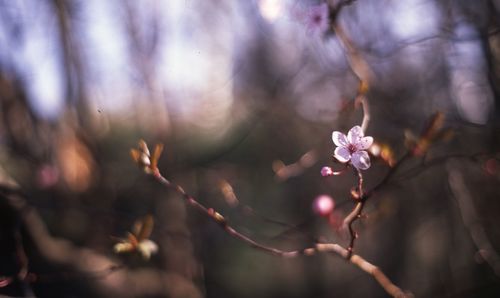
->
[321,166,333,177]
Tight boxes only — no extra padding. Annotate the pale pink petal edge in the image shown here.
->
[351,150,371,170]
[334,146,351,163]
[347,125,364,143]
[332,131,348,147]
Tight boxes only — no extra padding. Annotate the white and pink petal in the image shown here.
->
[332,131,348,147]
[137,239,158,260]
[334,146,351,163]
[356,136,373,150]
[347,125,364,144]
[351,150,371,170]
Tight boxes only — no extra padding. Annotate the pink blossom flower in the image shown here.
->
[332,126,373,170]
[304,3,329,35]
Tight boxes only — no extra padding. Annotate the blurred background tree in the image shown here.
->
[0,0,499,297]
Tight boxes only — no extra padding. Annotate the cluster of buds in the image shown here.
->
[114,215,158,260]
[130,140,164,174]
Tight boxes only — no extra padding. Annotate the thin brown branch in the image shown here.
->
[366,151,492,198]
[15,230,29,281]
[0,187,202,298]
[329,0,357,21]
[151,170,412,297]
[273,149,318,181]
[367,152,411,196]
[343,201,364,257]
[329,4,372,134]
[358,94,371,134]
[52,0,90,123]
[395,152,488,182]
[342,169,366,258]
[218,178,310,233]
[332,22,374,84]
[448,163,500,277]
[338,151,415,259]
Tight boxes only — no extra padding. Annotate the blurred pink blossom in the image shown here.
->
[37,164,60,188]
[304,3,330,35]
[313,194,335,216]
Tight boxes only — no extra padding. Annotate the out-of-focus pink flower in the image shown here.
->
[332,126,373,170]
[304,3,329,35]
[313,194,335,216]
[484,158,498,176]
[37,164,59,188]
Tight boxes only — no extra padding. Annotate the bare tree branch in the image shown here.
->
[150,169,412,297]
[448,162,500,277]
[0,187,202,298]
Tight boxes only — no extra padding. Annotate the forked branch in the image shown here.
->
[149,168,411,297]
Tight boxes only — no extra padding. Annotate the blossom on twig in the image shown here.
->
[321,166,334,177]
[332,126,373,170]
[114,215,158,260]
[130,140,164,174]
